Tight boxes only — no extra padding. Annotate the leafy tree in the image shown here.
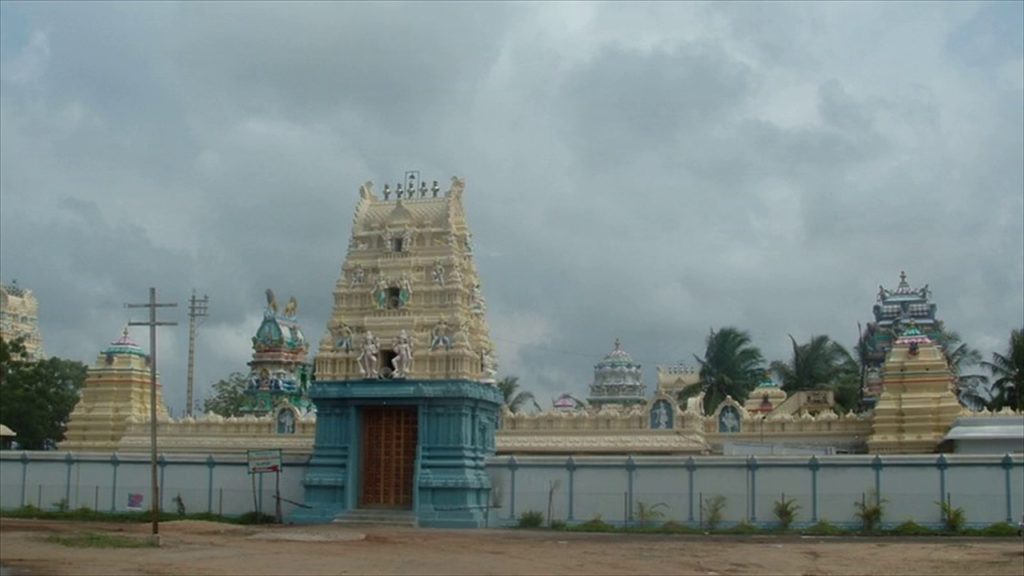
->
[936,330,989,408]
[680,327,765,415]
[0,336,87,449]
[981,328,1024,412]
[770,335,859,412]
[497,375,540,413]
[202,372,250,417]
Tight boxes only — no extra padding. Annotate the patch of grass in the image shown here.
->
[237,511,278,525]
[725,521,759,534]
[965,522,1018,537]
[573,514,614,532]
[46,532,155,549]
[890,520,933,536]
[659,520,695,534]
[515,510,544,529]
[548,519,567,530]
[2,505,246,525]
[803,520,845,536]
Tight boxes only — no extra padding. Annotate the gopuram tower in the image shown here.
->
[294,175,502,528]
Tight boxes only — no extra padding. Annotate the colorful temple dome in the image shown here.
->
[588,338,646,407]
[241,290,313,416]
[744,373,787,413]
[104,328,147,358]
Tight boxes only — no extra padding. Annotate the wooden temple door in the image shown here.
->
[360,406,418,509]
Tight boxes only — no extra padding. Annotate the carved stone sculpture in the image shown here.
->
[431,318,451,350]
[357,331,380,378]
[391,330,414,378]
[432,260,445,285]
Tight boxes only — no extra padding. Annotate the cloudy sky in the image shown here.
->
[2,2,1021,415]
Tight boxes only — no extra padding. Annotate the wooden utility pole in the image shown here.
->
[126,288,177,542]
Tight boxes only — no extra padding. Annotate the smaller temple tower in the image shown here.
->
[0,279,44,360]
[868,325,960,454]
[240,290,313,418]
[61,329,170,451]
[587,339,647,409]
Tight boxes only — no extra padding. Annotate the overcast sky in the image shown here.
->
[2,2,1022,415]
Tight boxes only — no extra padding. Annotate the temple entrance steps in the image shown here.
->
[332,509,418,527]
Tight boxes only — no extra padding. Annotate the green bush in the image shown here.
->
[634,501,667,528]
[726,521,759,534]
[937,500,965,533]
[173,494,187,517]
[803,520,844,536]
[660,520,691,533]
[853,490,886,532]
[966,522,1018,537]
[703,495,727,530]
[549,519,567,530]
[891,520,932,536]
[516,510,544,529]
[773,495,801,530]
[576,514,614,532]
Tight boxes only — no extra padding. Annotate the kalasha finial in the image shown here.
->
[122,326,130,339]
[900,270,907,283]
[614,337,622,351]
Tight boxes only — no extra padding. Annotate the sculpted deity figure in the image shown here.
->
[449,264,463,286]
[654,402,669,429]
[453,318,471,348]
[431,180,440,197]
[357,331,380,378]
[358,181,374,199]
[331,320,354,352]
[283,296,298,318]
[431,260,445,285]
[383,184,391,200]
[396,183,404,199]
[398,274,413,308]
[470,283,486,315]
[392,330,414,378]
[402,228,413,251]
[480,347,498,382]
[265,289,279,315]
[350,264,366,287]
[373,277,389,309]
[449,175,465,197]
[382,228,394,250]
[419,181,428,197]
[430,318,451,350]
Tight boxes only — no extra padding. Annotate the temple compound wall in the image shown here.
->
[2,451,1021,530]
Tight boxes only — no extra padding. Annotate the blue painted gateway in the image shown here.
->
[292,176,504,528]
[292,379,501,527]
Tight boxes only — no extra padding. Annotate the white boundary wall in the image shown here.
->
[2,452,1021,528]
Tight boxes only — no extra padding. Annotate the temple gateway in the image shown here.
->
[290,176,502,527]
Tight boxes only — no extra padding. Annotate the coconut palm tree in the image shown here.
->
[770,335,860,412]
[770,335,858,392]
[981,328,1024,412]
[497,375,541,413]
[679,327,765,415]
[936,330,990,403]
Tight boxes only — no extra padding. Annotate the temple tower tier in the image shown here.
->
[293,175,500,528]
[867,326,960,454]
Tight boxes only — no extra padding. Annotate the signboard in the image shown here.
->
[247,449,282,474]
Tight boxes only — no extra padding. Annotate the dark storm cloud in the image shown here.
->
[1,2,1021,412]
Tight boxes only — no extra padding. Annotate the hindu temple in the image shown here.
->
[291,175,503,527]
[60,328,170,451]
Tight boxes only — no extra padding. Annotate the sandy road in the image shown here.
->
[2,518,1022,575]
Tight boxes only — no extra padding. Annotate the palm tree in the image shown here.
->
[981,328,1024,412]
[770,335,860,412]
[497,376,541,413]
[680,327,765,415]
[770,335,858,392]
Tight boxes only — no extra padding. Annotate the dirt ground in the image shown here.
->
[1,518,1022,576]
